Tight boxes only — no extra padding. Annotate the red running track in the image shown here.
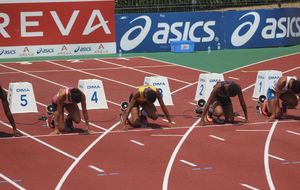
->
[0,54,299,190]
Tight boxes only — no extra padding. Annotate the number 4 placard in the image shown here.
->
[78,79,108,110]
[7,82,38,113]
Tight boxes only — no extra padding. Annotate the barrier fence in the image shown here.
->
[115,0,299,13]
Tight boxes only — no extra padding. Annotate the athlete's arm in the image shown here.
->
[269,77,285,121]
[54,89,66,132]
[237,89,248,122]
[157,91,172,126]
[200,86,218,126]
[0,87,21,136]
[122,91,139,127]
[80,91,89,130]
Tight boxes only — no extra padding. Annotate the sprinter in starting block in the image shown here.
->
[195,99,214,123]
[120,85,173,130]
[49,87,90,135]
[199,81,248,126]
[0,83,22,137]
[256,95,270,117]
[264,76,300,121]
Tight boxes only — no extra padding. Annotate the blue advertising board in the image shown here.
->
[224,8,300,49]
[116,8,300,52]
[116,12,224,52]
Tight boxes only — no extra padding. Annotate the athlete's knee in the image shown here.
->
[133,118,141,127]
[72,116,81,124]
[213,106,223,117]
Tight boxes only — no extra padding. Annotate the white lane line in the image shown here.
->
[2,86,107,132]
[240,183,260,190]
[46,60,136,90]
[0,66,107,130]
[162,55,300,190]
[236,130,270,132]
[67,59,84,63]
[130,140,145,146]
[209,135,225,141]
[141,56,209,73]
[189,102,197,106]
[228,76,240,80]
[0,173,26,190]
[0,120,76,160]
[269,154,285,161]
[150,134,183,137]
[286,130,300,136]
[0,131,104,140]
[171,81,198,94]
[0,65,176,75]
[19,61,32,65]
[117,57,130,60]
[179,160,197,167]
[264,120,278,190]
[162,117,201,190]
[96,58,191,85]
[55,121,120,190]
[0,179,21,184]
[89,165,104,173]
[222,52,300,74]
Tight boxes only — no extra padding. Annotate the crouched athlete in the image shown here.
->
[120,85,172,130]
[49,87,90,135]
[199,81,248,126]
[264,76,300,121]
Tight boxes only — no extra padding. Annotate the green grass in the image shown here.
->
[1,44,299,73]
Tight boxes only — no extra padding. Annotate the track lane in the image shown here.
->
[0,53,298,189]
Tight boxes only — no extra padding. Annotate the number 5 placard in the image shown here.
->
[78,79,108,110]
[7,82,38,113]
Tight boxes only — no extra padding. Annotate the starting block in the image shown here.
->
[195,73,224,102]
[78,79,108,110]
[252,70,282,98]
[144,76,173,106]
[7,82,38,113]
[120,101,129,111]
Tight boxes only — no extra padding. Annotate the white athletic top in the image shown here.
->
[270,76,297,93]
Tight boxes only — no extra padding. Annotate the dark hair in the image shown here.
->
[291,79,300,94]
[145,89,157,103]
[70,88,82,103]
[228,83,240,97]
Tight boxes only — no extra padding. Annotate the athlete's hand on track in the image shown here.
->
[122,124,129,131]
[268,115,276,122]
[13,129,22,137]
[81,129,94,135]
[49,130,61,135]
[199,120,205,126]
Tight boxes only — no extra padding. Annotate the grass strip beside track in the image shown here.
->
[1,44,299,73]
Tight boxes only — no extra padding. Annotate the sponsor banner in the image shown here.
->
[0,0,115,48]
[0,43,116,58]
[116,8,300,52]
[224,8,300,48]
[116,12,224,52]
